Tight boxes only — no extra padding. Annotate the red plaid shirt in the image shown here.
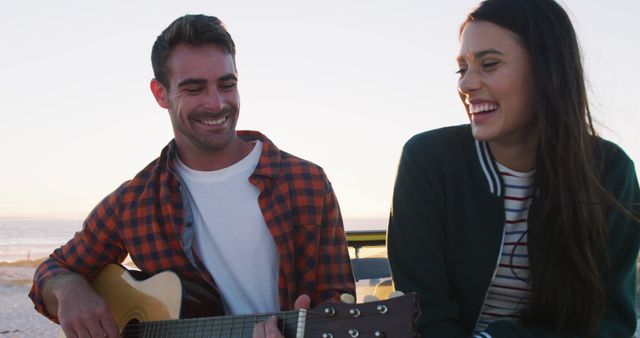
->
[30,131,355,321]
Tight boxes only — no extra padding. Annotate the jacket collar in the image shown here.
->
[474,139,504,197]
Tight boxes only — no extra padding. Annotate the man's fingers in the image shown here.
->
[100,315,120,338]
[59,325,78,338]
[60,314,118,338]
[252,316,283,338]
[54,276,118,338]
[65,326,89,338]
[86,321,106,338]
[264,316,280,338]
[252,320,265,338]
[252,295,311,338]
[340,293,355,304]
[60,319,86,338]
[293,294,311,310]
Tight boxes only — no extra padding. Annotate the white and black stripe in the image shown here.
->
[475,140,503,197]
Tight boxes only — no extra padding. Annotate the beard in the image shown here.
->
[171,104,240,153]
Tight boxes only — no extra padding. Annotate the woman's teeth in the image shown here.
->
[470,103,498,113]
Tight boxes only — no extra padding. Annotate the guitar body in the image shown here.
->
[58,264,222,338]
[94,264,181,325]
[59,264,420,337]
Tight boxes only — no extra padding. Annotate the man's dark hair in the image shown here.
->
[151,14,236,88]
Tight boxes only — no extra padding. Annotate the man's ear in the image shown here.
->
[150,78,170,109]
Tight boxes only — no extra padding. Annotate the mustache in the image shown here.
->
[190,105,237,119]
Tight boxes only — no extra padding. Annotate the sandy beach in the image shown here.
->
[0,260,59,337]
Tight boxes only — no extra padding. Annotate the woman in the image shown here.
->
[387,0,640,337]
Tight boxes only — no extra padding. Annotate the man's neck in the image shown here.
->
[177,138,254,171]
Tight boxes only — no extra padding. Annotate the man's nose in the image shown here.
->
[204,89,224,111]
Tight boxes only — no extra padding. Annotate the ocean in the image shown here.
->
[0,218,83,262]
[0,217,387,263]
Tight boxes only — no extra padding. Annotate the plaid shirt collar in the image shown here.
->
[160,130,281,180]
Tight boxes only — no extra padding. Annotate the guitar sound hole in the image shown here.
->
[122,319,141,338]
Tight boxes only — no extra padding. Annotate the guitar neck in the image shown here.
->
[71,264,419,338]
[122,310,306,338]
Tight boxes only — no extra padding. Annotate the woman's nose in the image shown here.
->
[458,69,481,95]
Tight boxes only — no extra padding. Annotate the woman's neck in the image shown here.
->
[489,137,538,172]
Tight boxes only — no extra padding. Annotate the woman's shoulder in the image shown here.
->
[596,137,636,172]
[405,124,472,153]
[399,125,480,177]
[593,137,639,199]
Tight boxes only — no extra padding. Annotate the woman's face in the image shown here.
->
[457,21,538,147]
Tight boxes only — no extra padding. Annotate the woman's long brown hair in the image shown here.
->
[461,0,635,334]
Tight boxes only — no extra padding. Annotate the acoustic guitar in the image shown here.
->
[58,264,420,337]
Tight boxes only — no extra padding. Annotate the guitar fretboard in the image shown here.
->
[121,310,306,338]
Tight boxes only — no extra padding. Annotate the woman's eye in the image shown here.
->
[482,61,499,69]
[455,68,467,76]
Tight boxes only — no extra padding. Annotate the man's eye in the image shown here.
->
[455,68,467,76]
[184,87,203,93]
[220,82,237,90]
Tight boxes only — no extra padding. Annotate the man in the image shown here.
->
[30,14,355,338]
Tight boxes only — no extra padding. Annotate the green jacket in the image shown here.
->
[388,125,640,338]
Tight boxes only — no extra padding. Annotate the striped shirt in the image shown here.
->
[476,162,535,333]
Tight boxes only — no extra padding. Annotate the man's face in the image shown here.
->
[153,43,240,157]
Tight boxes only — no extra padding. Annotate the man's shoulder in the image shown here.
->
[110,143,174,198]
[277,150,326,177]
[107,158,161,199]
[246,130,328,178]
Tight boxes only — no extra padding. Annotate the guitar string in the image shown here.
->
[120,311,301,336]
[122,320,295,337]
[118,311,385,336]
[122,318,297,334]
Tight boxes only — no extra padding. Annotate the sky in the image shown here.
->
[1,0,638,224]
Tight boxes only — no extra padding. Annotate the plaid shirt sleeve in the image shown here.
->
[29,184,129,322]
[245,131,356,309]
[279,162,355,308]
[308,173,355,304]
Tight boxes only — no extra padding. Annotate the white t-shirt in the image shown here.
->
[175,140,280,315]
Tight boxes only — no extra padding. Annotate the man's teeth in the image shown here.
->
[470,103,498,113]
[201,117,227,125]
